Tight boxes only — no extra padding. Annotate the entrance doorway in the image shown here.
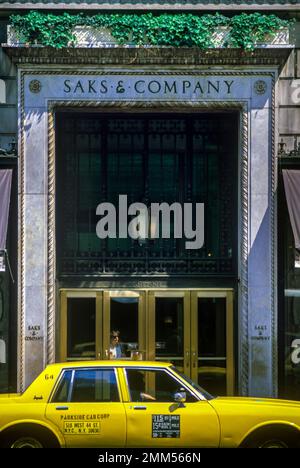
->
[59,289,234,395]
[57,110,237,397]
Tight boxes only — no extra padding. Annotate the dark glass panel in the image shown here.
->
[197,297,227,395]
[198,298,226,357]
[155,298,184,359]
[67,298,96,358]
[110,297,139,357]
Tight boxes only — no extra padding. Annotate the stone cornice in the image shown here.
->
[0,2,299,11]
[2,46,292,66]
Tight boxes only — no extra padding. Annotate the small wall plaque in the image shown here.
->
[254,80,267,95]
[29,79,42,94]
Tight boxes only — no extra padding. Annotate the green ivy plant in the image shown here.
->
[10,12,76,48]
[9,11,292,50]
[229,12,291,49]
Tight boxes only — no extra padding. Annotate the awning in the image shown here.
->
[0,169,12,251]
[282,169,300,250]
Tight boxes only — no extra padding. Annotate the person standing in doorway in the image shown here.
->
[109,330,123,358]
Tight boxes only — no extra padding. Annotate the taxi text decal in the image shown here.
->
[61,414,110,435]
[152,415,180,438]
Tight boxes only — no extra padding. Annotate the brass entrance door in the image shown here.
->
[148,291,190,375]
[148,289,234,396]
[102,291,146,359]
[191,290,234,396]
[60,290,146,362]
[60,289,234,395]
[60,290,103,361]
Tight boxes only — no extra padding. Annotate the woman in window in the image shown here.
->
[109,330,123,359]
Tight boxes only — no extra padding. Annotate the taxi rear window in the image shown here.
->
[52,370,72,403]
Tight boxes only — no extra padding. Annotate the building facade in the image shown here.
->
[0,1,300,399]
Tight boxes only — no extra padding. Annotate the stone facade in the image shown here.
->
[5,53,279,395]
[0,6,300,396]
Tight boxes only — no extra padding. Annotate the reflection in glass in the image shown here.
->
[198,298,227,395]
[284,291,300,399]
[67,298,96,358]
[110,297,139,358]
[198,360,227,397]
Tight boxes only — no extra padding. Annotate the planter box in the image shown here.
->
[256,28,291,47]
[6,25,292,49]
[7,26,27,46]
[210,26,291,48]
[72,26,118,47]
[6,25,119,47]
[211,27,231,48]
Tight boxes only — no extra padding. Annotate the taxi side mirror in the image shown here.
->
[174,391,186,404]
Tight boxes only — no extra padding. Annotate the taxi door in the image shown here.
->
[122,367,220,448]
[45,367,126,448]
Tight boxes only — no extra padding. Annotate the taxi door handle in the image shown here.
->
[55,406,69,411]
[133,406,147,410]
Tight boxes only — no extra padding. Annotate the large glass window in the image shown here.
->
[279,170,300,399]
[56,113,237,277]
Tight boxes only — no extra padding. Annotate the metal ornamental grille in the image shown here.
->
[56,113,237,277]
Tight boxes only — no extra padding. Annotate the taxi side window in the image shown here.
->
[52,370,72,403]
[71,369,119,403]
[126,369,197,403]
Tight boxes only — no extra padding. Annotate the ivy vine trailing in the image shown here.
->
[9,11,293,50]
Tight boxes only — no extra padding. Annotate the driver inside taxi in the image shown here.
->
[126,370,156,402]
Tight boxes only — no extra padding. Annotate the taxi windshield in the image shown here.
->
[170,366,215,400]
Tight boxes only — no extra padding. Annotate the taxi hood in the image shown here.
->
[210,396,300,410]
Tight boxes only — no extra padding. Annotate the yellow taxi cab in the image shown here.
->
[0,360,300,448]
